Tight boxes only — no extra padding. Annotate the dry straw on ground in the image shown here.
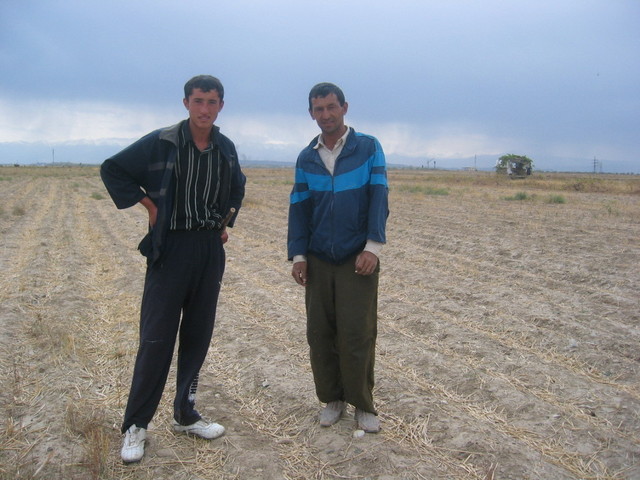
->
[0,166,638,479]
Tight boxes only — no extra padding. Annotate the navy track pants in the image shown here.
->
[121,230,225,433]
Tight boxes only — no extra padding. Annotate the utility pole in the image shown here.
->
[52,148,55,164]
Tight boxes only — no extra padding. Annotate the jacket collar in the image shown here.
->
[313,126,351,151]
[158,119,220,147]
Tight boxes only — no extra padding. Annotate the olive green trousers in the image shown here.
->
[305,253,379,414]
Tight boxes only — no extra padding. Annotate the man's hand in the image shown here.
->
[291,261,308,286]
[139,196,158,228]
[220,229,229,244]
[355,251,378,276]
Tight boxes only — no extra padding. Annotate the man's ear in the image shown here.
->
[183,98,189,110]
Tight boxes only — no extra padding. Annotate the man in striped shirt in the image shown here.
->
[101,75,245,463]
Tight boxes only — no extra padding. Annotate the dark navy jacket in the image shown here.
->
[101,120,246,265]
[288,128,388,265]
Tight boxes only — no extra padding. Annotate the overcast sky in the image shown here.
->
[1,0,638,172]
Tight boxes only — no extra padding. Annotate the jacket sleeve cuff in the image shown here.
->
[364,240,383,257]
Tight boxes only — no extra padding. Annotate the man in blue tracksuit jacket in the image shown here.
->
[101,75,245,463]
[288,82,389,433]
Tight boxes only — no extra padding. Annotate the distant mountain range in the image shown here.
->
[1,141,636,174]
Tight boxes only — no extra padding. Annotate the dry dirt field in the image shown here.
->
[1,166,639,480]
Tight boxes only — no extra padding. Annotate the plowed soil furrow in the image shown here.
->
[384,194,639,388]
[1,167,638,480]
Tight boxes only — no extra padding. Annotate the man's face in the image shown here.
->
[309,93,348,137]
[183,88,224,130]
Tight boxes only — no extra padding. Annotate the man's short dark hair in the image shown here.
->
[308,82,345,110]
[184,75,224,101]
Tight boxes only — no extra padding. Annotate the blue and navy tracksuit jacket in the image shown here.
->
[288,128,389,265]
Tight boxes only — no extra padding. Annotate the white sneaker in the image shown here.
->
[173,419,225,439]
[121,425,146,463]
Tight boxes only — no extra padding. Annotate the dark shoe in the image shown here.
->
[319,400,346,427]
[355,409,380,433]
